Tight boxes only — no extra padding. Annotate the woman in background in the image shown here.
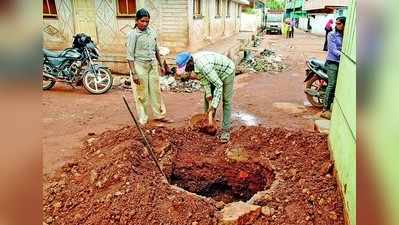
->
[323,19,334,51]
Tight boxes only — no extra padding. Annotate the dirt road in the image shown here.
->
[43,30,326,177]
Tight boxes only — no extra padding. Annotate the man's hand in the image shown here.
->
[132,74,140,85]
[159,67,166,76]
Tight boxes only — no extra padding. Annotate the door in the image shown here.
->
[73,0,98,41]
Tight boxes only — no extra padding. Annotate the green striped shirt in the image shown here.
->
[126,27,159,62]
[193,51,235,109]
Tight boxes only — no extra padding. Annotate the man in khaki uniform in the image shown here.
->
[126,9,172,125]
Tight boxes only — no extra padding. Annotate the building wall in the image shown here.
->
[188,0,242,52]
[303,0,349,11]
[309,13,335,35]
[43,0,243,73]
[329,0,356,225]
[158,0,189,53]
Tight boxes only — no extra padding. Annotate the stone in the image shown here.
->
[272,102,306,114]
[220,201,261,225]
[87,137,96,144]
[216,201,226,209]
[90,169,98,184]
[225,147,250,162]
[53,201,62,209]
[46,217,53,224]
[314,119,330,134]
[261,206,275,217]
[320,161,333,175]
[329,211,338,220]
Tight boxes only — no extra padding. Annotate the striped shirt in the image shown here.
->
[193,51,235,109]
[126,27,159,62]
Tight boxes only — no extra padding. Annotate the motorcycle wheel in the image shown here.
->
[305,76,326,108]
[43,64,56,90]
[83,67,113,94]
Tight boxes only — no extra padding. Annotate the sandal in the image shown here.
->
[154,118,174,123]
[220,131,230,143]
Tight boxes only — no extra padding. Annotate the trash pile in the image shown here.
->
[113,75,202,93]
[160,75,202,93]
[237,48,287,74]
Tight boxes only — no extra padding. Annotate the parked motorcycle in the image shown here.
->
[304,58,328,108]
[43,33,113,94]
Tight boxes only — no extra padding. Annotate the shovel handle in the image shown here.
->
[208,111,213,126]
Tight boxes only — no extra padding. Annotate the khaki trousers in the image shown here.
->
[131,61,166,124]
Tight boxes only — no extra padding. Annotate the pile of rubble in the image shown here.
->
[160,76,202,93]
[112,75,202,93]
[237,48,287,74]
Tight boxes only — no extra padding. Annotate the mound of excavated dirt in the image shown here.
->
[43,126,344,225]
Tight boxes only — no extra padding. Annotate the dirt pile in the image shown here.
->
[237,48,287,74]
[43,125,344,225]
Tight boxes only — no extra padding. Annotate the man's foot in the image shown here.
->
[154,118,174,123]
[220,131,230,143]
[320,110,331,120]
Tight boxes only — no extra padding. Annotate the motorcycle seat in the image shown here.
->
[309,58,327,72]
[43,48,62,58]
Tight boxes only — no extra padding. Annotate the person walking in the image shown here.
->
[175,51,235,143]
[321,17,346,119]
[126,8,172,125]
[323,19,334,51]
[288,19,295,38]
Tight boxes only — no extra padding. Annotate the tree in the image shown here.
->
[266,0,284,11]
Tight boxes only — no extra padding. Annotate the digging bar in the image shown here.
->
[122,96,169,184]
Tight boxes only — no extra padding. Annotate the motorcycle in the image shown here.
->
[43,33,113,94]
[304,58,329,108]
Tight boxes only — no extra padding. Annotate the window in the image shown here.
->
[215,0,221,17]
[226,0,230,17]
[43,0,57,18]
[117,0,136,17]
[194,0,202,16]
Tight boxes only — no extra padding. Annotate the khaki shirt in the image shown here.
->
[126,27,159,62]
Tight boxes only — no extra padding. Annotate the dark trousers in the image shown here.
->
[323,30,331,51]
[288,28,294,38]
[323,60,339,110]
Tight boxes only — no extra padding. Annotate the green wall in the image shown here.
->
[328,0,356,225]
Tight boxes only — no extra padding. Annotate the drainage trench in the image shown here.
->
[169,160,275,203]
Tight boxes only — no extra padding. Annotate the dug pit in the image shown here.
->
[164,146,275,204]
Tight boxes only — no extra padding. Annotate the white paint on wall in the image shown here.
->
[240,13,257,32]
[298,17,308,31]
[309,13,335,35]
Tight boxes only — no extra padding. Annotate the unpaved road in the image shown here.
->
[43,30,326,177]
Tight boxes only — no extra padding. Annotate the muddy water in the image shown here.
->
[231,111,262,126]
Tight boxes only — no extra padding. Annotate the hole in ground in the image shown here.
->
[170,161,275,204]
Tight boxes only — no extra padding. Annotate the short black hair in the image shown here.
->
[336,16,346,25]
[136,8,150,20]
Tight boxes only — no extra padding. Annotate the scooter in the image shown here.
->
[304,58,329,108]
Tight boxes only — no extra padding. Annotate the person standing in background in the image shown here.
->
[323,19,334,51]
[321,17,346,119]
[126,8,173,125]
[288,19,295,38]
